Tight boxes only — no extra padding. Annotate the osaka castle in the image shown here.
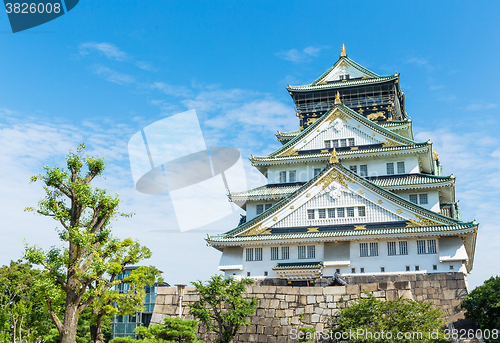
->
[206,44,478,285]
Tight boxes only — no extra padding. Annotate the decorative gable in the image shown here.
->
[319,60,371,83]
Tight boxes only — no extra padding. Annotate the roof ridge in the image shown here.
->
[309,56,381,86]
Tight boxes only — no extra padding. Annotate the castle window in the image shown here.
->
[359,165,368,177]
[349,165,357,173]
[325,140,331,149]
[360,268,365,273]
[415,265,420,271]
[358,207,366,217]
[265,204,272,211]
[387,242,397,256]
[314,168,322,177]
[419,194,428,204]
[399,241,408,255]
[417,240,426,254]
[246,248,254,261]
[256,204,264,215]
[433,265,438,271]
[409,194,418,204]
[247,272,250,277]
[380,267,385,272]
[370,242,379,256]
[328,208,336,218]
[406,266,410,271]
[289,170,296,183]
[271,247,279,260]
[318,209,326,219]
[347,207,355,217]
[298,246,306,259]
[255,248,262,261]
[307,209,315,220]
[386,163,394,175]
[417,239,437,254]
[340,139,347,147]
[336,268,340,273]
[281,246,289,260]
[307,245,315,259]
[410,193,428,205]
[337,208,345,217]
[397,161,405,174]
[264,271,268,276]
[348,138,355,146]
[332,140,339,148]
[351,268,356,273]
[360,243,369,257]
[279,171,287,183]
[449,265,454,270]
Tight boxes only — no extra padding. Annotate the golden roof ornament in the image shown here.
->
[340,43,347,57]
[329,147,339,164]
[334,91,341,105]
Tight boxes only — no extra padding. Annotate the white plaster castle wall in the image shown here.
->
[221,238,466,279]
[393,189,440,212]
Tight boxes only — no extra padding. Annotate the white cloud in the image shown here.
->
[79,42,130,61]
[91,65,135,85]
[464,102,497,111]
[276,46,325,63]
[136,61,157,71]
[151,82,193,98]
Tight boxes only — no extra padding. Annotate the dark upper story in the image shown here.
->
[287,45,407,130]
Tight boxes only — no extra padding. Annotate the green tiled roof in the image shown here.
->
[208,223,476,243]
[230,174,453,201]
[265,105,424,159]
[273,262,323,270]
[252,144,430,164]
[288,75,397,91]
[277,130,301,138]
[311,56,381,84]
[379,120,411,128]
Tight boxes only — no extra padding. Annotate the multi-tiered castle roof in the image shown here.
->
[206,45,477,284]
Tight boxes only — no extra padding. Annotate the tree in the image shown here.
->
[0,261,54,342]
[24,144,152,343]
[461,276,500,343]
[328,293,447,343]
[134,317,203,343]
[189,275,257,343]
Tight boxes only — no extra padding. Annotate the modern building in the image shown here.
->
[206,44,477,286]
[110,267,167,339]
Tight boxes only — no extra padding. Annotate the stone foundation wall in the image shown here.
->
[151,273,470,343]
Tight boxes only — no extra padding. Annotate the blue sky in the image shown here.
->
[0,1,499,289]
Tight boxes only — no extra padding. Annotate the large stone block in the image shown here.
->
[157,287,176,295]
[397,289,413,299]
[346,284,360,294]
[285,294,297,302]
[269,299,280,308]
[311,314,320,323]
[304,305,314,313]
[386,290,398,301]
[360,283,378,292]
[299,287,323,295]
[323,286,346,295]
[394,281,410,290]
[307,296,316,304]
[443,289,457,300]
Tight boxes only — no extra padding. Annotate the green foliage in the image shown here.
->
[297,327,316,343]
[0,261,54,342]
[109,337,136,343]
[133,317,203,343]
[24,144,154,343]
[189,275,257,343]
[462,276,500,343]
[330,293,447,343]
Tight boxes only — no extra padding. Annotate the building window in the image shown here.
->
[380,267,385,272]
[314,168,322,177]
[351,268,356,273]
[271,247,279,260]
[417,240,426,254]
[348,138,355,146]
[247,272,251,277]
[298,246,306,259]
[264,271,268,276]
[337,208,345,217]
[360,268,365,273]
[349,165,357,173]
[256,204,264,215]
[340,139,347,147]
[358,207,366,217]
[397,161,405,174]
[386,162,394,175]
[387,242,396,256]
[307,209,315,220]
[255,248,262,261]
[332,139,339,148]
[325,140,331,149]
[279,171,287,183]
[419,194,428,204]
[417,239,437,254]
[265,204,272,211]
[347,207,355,217]
[336,268,340,273]
[281,246,289,260]
[406,266,410,271]
[360,243,369,257]
[359,165,368,177]
[246,248,254,261]
[415,265,420,271]
[318,209,326,219]
[433,265,438,271]
[289,170,296,183]
[307,245,315,259]
[449,265,454,270]
[328,208,336,218]
[427,240,437,254]
[370,242,379,256]
[409,194,418,204]
[399,241,408,255]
